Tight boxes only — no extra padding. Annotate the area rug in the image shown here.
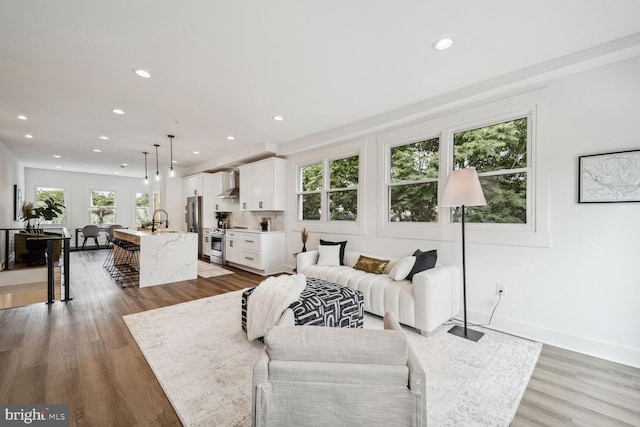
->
[123,290,541,426]
[197,260,234,278]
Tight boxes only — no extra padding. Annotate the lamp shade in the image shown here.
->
[441,168,487,207]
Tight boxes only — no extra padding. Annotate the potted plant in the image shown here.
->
[260,217,269,232]
[20,201,40,231]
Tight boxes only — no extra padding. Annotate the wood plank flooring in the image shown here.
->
[1,250,639,426]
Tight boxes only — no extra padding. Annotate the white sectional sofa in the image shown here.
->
[296,250,462,335]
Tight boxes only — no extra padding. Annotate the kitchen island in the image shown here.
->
[113,229,198,287]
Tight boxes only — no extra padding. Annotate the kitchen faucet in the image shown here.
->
[151,209,169,232]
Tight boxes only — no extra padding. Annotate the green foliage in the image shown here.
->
[300,193,321,220]
[390,138,439,183]
[301,163,322,192]
[389,137,439,222]
[329,156,359,188]
[329,190,357,221]
[36,188,65,224]
[91,190,115,207]
[453,118,527,224]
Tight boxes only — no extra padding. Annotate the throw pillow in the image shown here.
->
[388,256,416,281]
[319,239,347,265]
[353,255,390,275]
[317,244,341,266]
[405,249,437,281]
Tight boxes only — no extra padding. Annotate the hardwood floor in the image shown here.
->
[1,251,639,426]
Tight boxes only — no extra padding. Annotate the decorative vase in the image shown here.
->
[302,243,307,252]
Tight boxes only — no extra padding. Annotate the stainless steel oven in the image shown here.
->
[210,228,225,265]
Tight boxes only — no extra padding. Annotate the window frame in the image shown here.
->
[134,191,150,226]
[294,139,365,235]
[89,189,117,225]
[377,106,550,247]
[386,135,441,224]
[445,112,533,229]
[35,186,67,225]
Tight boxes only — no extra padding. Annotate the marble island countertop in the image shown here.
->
[117,228,191,237]
[113,228,197,287]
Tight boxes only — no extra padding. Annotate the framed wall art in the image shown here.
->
[578,149,640,203]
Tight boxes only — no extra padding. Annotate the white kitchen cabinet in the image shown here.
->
[225,231,240,264]
[211,171,238,212]
[183,174,203,198]
[224,230,285,275]
[239,157,286,211]
[183,173,216,228]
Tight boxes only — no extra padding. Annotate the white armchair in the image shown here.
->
[252,312,426,426]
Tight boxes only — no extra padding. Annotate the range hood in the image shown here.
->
[216,171,239,199]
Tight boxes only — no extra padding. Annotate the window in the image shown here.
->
[452,117,528,224]
[90,190,116,225]
[297,154,360,222]
[36,187,65,224]
[299,163,322,220]
[387,137,439,223]
[135,192,149,225]
[328,155,358,221]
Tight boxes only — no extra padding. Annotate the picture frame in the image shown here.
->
[14,184,23,220]
[578,149,640,203]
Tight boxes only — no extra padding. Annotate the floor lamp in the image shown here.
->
[441,168,486,342]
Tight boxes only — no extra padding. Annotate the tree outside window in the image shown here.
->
[36,187,65,224]
[90,190,116,225]
[135,193,149,225]
[388,137,439,222]
[328,155,358,221]
[452,117,528,224]
[298,163,322,220]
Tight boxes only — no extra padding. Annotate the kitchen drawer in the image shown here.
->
[239,249,261,269]
[239,234,261,251]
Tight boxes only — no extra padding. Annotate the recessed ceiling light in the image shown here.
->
[227,136,235,140]
[433,37,453,51]
[93,149,102,153]
[99,135,110,140]
[273,115,284,121]
[17,115,27,120]
[25,134,33,139]
[53,155,61,159]
[112,108,125,115]
[134,69,151,78]
[193,151,200,155]
[172,160,178,164]
[55,166,61,169]
[121,163,128,167]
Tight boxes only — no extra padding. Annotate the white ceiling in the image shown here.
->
[1,1,640,178]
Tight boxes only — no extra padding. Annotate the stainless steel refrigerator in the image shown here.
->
[186,196,203,259]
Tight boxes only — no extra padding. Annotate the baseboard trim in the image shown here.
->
[466,309,640,369]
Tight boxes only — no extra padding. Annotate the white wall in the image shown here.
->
[24,168,182,240]
[283,56,640,368]
[0,139,24,267]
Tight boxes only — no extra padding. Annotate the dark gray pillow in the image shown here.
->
[405,249,437,281]
[319,239,347,265]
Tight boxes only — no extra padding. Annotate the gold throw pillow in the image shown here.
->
[353,255,390,275]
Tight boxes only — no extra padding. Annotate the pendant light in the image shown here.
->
[143,151,149,184]
[154,144,161,181]
[168,135,176,178]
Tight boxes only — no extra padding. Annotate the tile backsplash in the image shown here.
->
[227,211,284,231]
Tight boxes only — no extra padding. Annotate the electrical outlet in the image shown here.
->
[496,283,506,295]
